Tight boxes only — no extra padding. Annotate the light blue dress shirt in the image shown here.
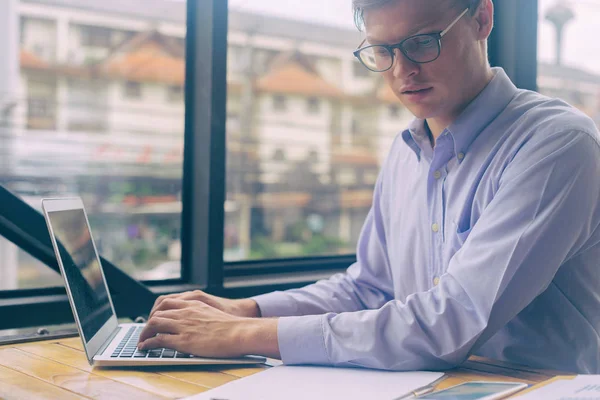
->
[252,68,600,374]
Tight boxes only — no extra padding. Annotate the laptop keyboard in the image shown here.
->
[110,326,193,359]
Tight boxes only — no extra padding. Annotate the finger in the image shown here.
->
[150,294,174,318]
[138,316,180,344]
[151,298,191,316]
[150,292,188,318]
[153,309,189,320]
[149,291,204,318]
[138,333,179,351]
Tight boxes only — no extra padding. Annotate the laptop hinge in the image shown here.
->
[96,326,122,357]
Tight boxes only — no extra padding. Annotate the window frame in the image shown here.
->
[0,0,540,333]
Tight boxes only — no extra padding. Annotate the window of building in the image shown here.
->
[337,169,356,186]
[167,85,184,103]
[307,97,321,114]
[123,81,142,99]
[272,94,287,112]
[79,25,113,48]
[273,148,286,161]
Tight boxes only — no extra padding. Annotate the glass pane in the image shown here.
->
[0,0,186,289]
[538,0,600,127]
[225,1,411,261]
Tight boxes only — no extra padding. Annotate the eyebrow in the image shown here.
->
[366,21,436,45]
[365,8,453,45]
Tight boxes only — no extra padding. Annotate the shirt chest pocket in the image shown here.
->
[446,214,474,254]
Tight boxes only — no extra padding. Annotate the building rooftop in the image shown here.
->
[256,62,344,98]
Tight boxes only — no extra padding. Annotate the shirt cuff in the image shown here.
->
[251,291,298,318]
[278,314,331,366]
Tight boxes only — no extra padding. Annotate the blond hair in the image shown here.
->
[352,0,482,30]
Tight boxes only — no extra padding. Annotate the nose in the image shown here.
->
[391,48,419,79]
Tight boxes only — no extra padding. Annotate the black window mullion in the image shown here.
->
[489,0,538,91]
[181,0,228,289]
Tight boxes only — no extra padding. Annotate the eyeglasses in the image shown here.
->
[353,8,470,72]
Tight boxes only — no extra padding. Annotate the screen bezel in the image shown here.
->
[42,197,119,365]
[417,381,529,400]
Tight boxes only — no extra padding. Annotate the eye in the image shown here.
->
[373,46,390,56]
[414,37,435,47]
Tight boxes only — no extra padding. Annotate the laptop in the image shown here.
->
[41,197,266,367]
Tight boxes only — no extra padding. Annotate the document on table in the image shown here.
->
[184,365,445,400]
[512,375,600,400]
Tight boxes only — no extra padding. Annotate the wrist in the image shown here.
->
[237,317,280,359]
[237,298,261,318]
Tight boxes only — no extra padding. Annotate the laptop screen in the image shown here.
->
[47,209,113,342]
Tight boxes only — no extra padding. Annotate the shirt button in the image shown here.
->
[457,152,465,160]
[432,223,439,233]
[433,277,440,286]
[433,171,441,179]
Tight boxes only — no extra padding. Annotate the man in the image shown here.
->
[138,0,600,373]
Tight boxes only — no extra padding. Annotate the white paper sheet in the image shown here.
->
[513,375,600,400]
[184,365,444,400]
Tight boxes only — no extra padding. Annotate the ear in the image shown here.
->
[472,0,494,41]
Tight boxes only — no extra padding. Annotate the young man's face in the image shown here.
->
[363,0,485,122]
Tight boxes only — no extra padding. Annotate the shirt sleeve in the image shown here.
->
[275,130,600,370]
[252,166,395,318]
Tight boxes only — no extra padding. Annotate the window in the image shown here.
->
[537,0,600,128]
[79,25,113,48]
[0,1,186,290]
[272,94,287,112]
[167,85,184,103]
[307,97,321,114]
[123,81,142,99]
[273,148,286,161]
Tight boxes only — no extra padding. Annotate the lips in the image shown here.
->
[401,87,432,94]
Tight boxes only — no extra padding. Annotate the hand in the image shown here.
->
[137,298,280,359]
[149,290,260,319]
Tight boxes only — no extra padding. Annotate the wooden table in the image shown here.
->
[0,337,567,399]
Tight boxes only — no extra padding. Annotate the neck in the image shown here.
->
[427,66,495,144]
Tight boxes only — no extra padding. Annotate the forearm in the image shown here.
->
[253,270,393,318]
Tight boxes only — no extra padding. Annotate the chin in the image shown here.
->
[404,104,436,120]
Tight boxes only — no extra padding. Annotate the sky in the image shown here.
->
[228,0,600,74]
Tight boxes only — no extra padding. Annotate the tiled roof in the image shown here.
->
[256,63,344,98]
[20,50,50,69]
[98,40,185,85]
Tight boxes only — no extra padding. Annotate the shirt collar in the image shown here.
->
[401,67,518,160]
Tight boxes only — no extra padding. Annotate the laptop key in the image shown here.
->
[148,350,163,358]
[162,350,176,358]
[134,352,148,358]
[176,352,191,358]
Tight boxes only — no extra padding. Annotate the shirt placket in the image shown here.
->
[427,132,455,287]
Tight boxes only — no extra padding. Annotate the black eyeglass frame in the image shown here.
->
[353,7,470,72]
